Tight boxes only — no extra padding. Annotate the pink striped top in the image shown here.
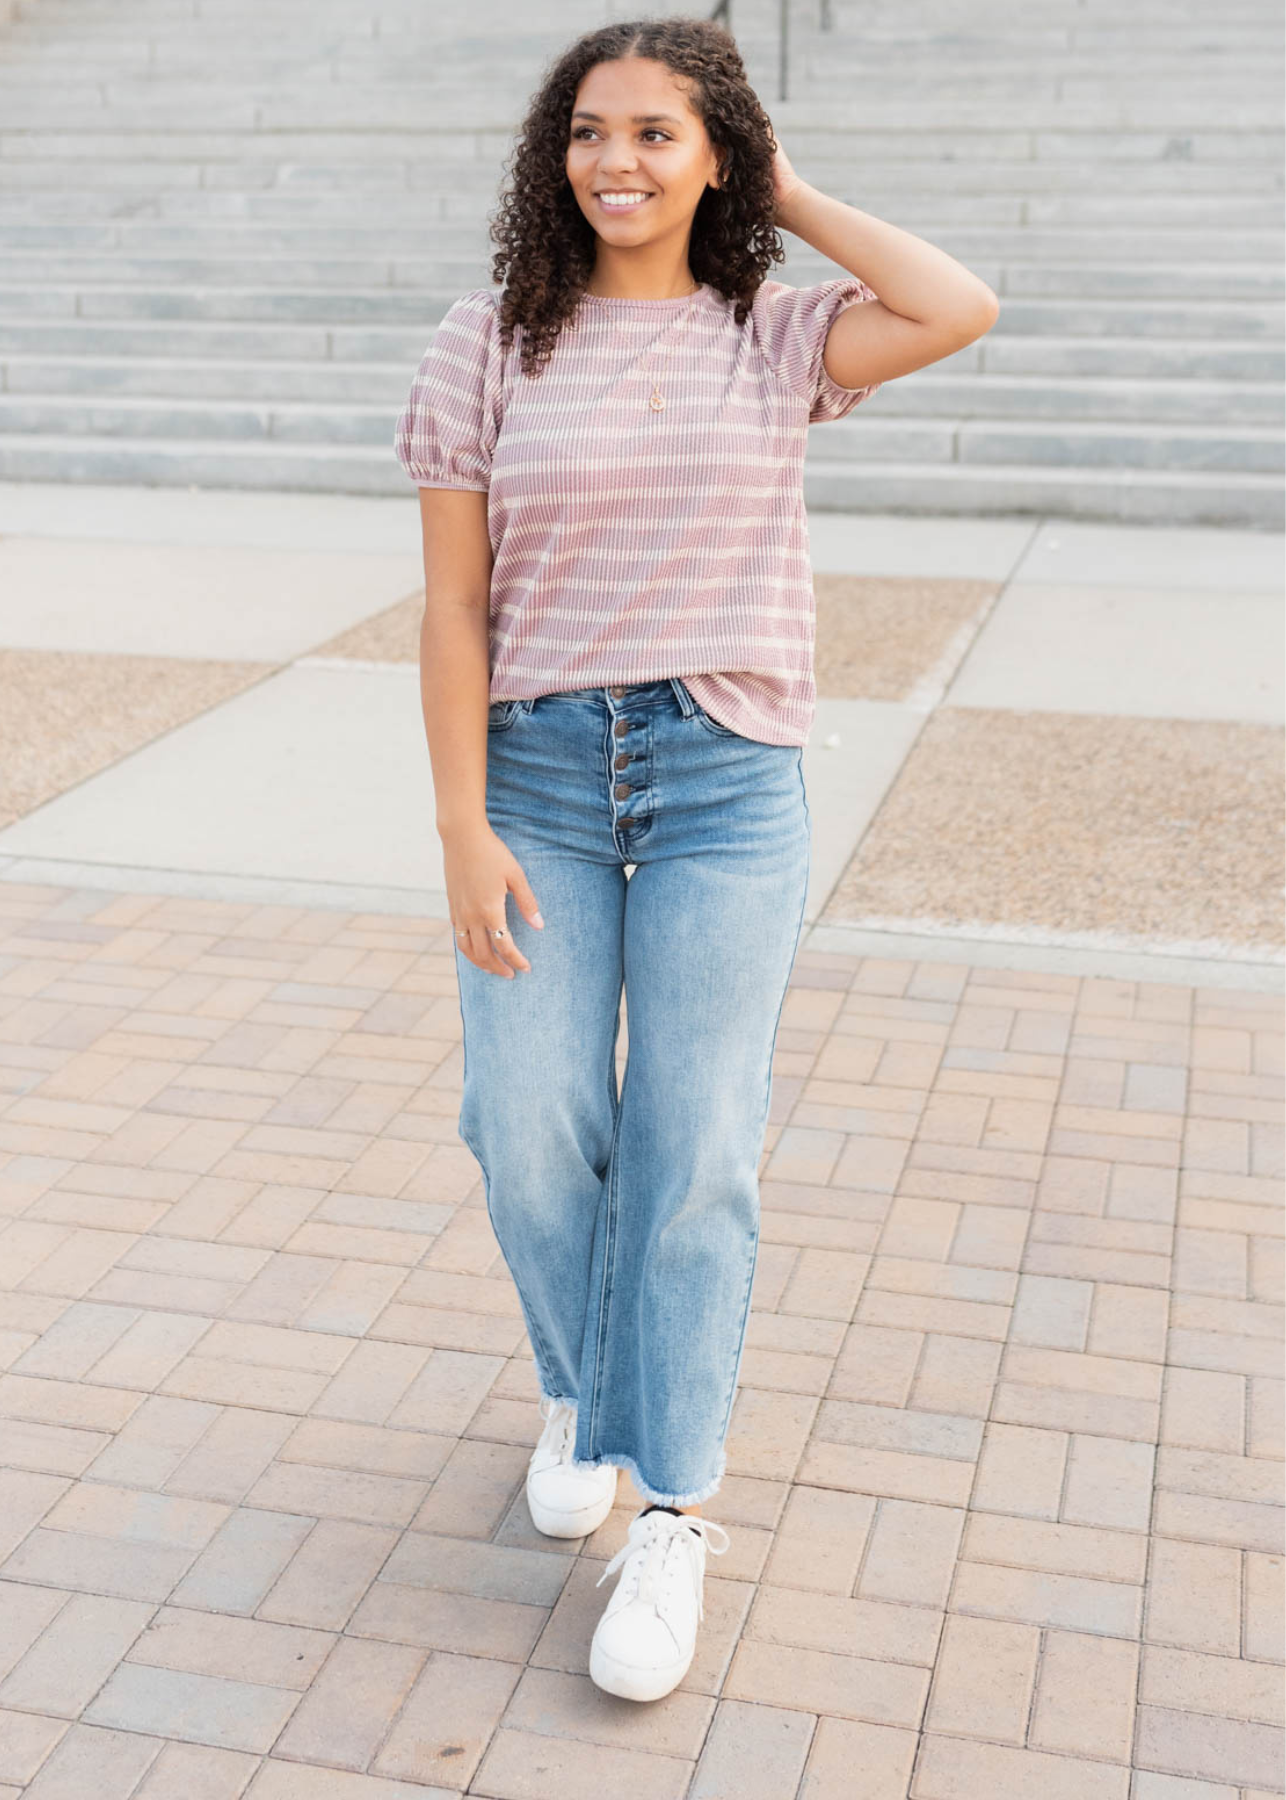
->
[394,275,881,745]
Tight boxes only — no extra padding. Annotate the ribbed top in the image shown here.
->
[393,274,881,745]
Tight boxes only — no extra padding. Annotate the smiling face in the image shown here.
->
[566,56,723,266]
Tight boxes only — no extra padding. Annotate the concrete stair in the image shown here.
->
[0,0,1280,523]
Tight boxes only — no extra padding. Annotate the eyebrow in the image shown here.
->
[571,111,685,125]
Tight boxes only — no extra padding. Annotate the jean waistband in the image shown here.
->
[519,679,699,719]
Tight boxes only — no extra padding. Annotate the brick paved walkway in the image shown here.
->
[0,882,1280,1798]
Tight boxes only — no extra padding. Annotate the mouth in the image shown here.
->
[594,191,654,213]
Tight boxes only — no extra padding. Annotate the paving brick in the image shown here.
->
[377,1531,573,1607]
[913,1732,1130,1799]
[748,1583,940,1666]
[724,1637,927,1725]
[0,1417,108,1478]
[688,1698,813,1800]
[0,1593,152,1717]
[20,1228,138,1300]
[166,1406,295,1503]
[1134,1703,1282,1789]
[1140,1642,1283,1726]
[42,1481,229,1550]
[1145,1536,1243,1655]
[280,1418,452,1482]
[10,1302,139,1381]
[857,1498,966,1611]
[87,1313,216,1394]
[961,1511,1147,1583]
[470,1726,691,1800]
[222,1255,334,1327]
[409,1437,528,1539]
[308,1340,429,1424]
[133,1740,259,1799]
[272,1636,425,1773]
[170,1507,316,1615]
[1030,1629,1138,1759]
[0,1373,143,1433]
[245,1460,428,1529]
[1244,1549,1285,1662]
[797,1714,917,1800]
[922,1612,1039,1743]
[160,1355,332,1414]
[348,1581,548,1662]
[796,1440,974,1506]
[499,1665,712,1763]
[0,1581,68,1683]
[952,1558,1143,1636]
[372,1649,522,1786]
[1,1529,197,1603]
[126,1606,334,1690]
[0,1467,70,1560]
[972,1422,1067,1521]
[761,1484,873,1594]
[245,1762,468,1798]
[257,1519,398,1631]
[1161,1367,1247,1455]
[296,1261,408,1337]
[0,1707,68,1786]
[84,1663,300,1754]
[1152,1489,1283,1555]
[16,1723,160,1800]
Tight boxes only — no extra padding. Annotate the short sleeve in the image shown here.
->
[394,288,505,491]
[756,276,882,423]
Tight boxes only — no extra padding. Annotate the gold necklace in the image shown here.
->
[589,280,704,413]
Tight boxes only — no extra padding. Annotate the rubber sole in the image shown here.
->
[589,1635,693,1703]
[525,1467,618,1539]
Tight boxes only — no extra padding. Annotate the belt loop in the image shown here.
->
[669,677,696,718]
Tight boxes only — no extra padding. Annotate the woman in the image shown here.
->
[395,15,997,1704]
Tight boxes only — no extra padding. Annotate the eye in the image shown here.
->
[571,127,672,143]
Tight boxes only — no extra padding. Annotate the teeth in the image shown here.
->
[599,192,649,206]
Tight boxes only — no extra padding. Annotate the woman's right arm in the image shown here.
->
[417,485,543,979]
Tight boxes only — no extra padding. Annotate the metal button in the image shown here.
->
[614,783,631,800]
[614,753,629,771]
[609,685,628,698]
[614,720,629,738]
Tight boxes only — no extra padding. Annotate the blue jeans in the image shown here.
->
[453,677,811,1507]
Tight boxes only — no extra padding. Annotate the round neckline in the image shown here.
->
[579,282,711,312]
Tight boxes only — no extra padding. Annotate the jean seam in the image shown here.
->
[711,801,811,1452]
[456,946,562,1390]
[585,1050,627,1456]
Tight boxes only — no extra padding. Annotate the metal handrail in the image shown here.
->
[710,0,834,100]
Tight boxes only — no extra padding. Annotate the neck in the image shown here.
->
[584,253,700,301]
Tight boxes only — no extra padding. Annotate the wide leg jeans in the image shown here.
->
[453,677,811,1507]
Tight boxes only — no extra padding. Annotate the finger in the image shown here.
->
[482,921,530,977]
[454,924,512,978]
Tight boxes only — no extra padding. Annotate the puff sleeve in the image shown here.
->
[394,288,505,490]
[757,275,882,423]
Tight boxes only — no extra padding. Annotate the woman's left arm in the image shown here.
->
[773,148,1001,389]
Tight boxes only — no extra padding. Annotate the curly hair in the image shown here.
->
[486,14,786,378]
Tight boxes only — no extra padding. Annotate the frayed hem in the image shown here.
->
[577,1445,726,1510]
[536,1385,578,1408]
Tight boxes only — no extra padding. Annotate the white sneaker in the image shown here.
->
[589,1506,731,1701]
[525,1397,618,1539]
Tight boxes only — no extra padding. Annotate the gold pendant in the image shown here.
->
[648,388,665,412]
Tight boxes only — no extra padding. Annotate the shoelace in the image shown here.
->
[595,1511,731,1622]
[536,1395,576,1464]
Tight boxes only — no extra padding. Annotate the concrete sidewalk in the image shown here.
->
[0,483,1281,1798]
